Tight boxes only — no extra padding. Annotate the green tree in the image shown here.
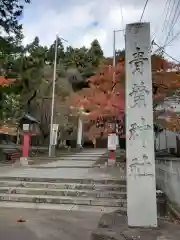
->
[0,0,30,121]
[29,63,75,144]
[0,0,30,73]
[63,42,104,80]
[25,36,48,61]
[47,37,64,64]
[88,39,104,67]
[64,47,87,69]
[0,0,30,34]
[0,18,107,140]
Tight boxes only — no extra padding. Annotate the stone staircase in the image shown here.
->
[0,147,127,212]
[28,149,109,167]
[0,176,166,215]
[0,176,127,212]
[0,148,166,215]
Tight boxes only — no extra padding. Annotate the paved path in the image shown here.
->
[0,149,125,180]
[0,144,48,150]
[0,164,125,180]
[33,160,95,168]
[32,148,107,168]
[0,208,102,240]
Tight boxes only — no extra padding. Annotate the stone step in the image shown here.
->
[74,153,106,155]
[97,156,123,159]
[0,187,126,199]
[32,152,107,159]
[30,165,95,169]
[0,177,126,185]
[0,193,127,207]
[32,156,100,159]
[30,153,105,158]
[0,201,126,213]
[29,157,103,161]
[0,180,126,191]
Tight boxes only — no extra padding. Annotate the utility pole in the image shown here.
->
[49,34,58,157]
[49,35,68,157]
[112,29,124,150]
[113,29,124,67]
[113,30,116,67]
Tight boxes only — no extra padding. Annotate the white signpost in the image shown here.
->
[108,133,117,151]
[125,22,157,227]
[107,133,117,165]
[77,106,84,148]
[77,117,83,148]
[23,124,30,132]
[50,124,59,146]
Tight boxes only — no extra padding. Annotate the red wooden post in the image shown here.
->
[109,150,115,161]
[20,124,31,166]
[22,133,30,158]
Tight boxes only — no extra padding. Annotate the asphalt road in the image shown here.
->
[0,208,102,240]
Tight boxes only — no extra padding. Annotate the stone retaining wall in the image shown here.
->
[156,157,180,213]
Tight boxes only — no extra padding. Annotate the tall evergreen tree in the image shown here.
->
[88,39,104,67]
[47,37,65,64]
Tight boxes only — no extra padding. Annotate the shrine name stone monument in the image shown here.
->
[125,22,157,227]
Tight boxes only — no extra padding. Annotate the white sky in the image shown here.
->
[21,0,180,62]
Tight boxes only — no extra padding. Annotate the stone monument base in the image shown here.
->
[107,158,116,166]
[20,157,29,166]
[76,144,83,151]
[91,211,180,240]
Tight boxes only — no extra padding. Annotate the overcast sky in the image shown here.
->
[20,0,180,62]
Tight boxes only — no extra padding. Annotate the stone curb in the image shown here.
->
[28,166,97,169]
[0,181,126,191]
[0,177,126,184]
[0,187,127,199]
[0,194,128,207]
[0,201,121,212]
[26,165,126,169]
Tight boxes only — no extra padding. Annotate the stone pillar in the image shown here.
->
[77,117,83,148]
[125,22,157,227]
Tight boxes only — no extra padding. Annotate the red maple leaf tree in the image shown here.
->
[67,61,125,141]
[151,55,180,132]
[0,76,16,86]
[67,55,180,142]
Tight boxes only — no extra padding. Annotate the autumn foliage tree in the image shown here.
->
[0,76,17,120]
[67,54,180,143]
[67,61,125,142]
[151,55,180,132]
